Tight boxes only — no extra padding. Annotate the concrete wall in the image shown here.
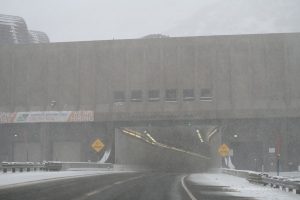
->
[0,122,113,162]
[0,33,300,121]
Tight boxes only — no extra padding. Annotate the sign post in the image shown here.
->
[218,144,230,168]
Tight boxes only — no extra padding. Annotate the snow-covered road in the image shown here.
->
[0,170,129,188]
[187,173,299,200]
[1,170,299,199]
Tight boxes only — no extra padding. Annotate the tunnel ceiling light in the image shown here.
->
[233,134,238,138]
[196,130,204,143]
[207,127,218,142]
[146,133,157,143]
[122,128,210,160]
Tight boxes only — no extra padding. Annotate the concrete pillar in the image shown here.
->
[105,122,115,163]
[209,126,222,168]
[280,118,289,171]
[40,123,51,161]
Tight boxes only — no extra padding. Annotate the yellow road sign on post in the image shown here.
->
[91,138,105,153]
[218,144,230,157]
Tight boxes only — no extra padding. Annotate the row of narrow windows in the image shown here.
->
[113,89,212,103]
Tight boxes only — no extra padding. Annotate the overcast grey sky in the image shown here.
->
[1,0,300,42]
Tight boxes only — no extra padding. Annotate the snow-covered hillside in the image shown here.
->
[165,0,300,37]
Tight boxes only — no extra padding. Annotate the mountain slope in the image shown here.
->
[165,0,300,37]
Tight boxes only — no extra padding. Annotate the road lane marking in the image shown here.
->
[113,175,146,185]
[75,174,147,200]
[86,190,101,196]
[181,175,198,200]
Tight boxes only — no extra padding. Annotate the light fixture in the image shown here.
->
[207,128,218,142]
[196,129,204,143]
[50,100,56,108]
[233,134,238,138]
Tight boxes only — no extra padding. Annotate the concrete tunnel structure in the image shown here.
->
[1,32,300,171]
[114,126,214,172]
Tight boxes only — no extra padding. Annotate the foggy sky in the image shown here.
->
[1,0,300,42]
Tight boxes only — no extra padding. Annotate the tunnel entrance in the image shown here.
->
[114,126,216,172]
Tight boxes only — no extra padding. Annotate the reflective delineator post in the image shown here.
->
[276,154,280,176]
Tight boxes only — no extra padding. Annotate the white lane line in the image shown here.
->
[113,175,145,185]
[86,190,101,196]
[113,181,124,185]
[181,175,198,200]
[78,174,146,199]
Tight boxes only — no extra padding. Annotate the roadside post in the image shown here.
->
[218,144,230,168]
[275,136,282,176]
[276,154,280,176]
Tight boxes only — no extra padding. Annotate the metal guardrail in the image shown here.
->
[61,162,113,170]
[262,175,300,194]
[44,161,62,171]
[1,161,114,173]
[1,162,45,173]
[46,161,113,171]
[221,168,253,178]
[221,168,300,194]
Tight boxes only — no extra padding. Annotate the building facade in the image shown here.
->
[0,14,49,45]
[0,33,299,171]
[29,30,50,43]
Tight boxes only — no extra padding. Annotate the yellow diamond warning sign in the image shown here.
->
[91,138,105,153]
[218,144,230,157]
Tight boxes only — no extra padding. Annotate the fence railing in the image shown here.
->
[221,168,300,194]
[262,175,300,194]
[1,161,113,173]
[1,162,45,173]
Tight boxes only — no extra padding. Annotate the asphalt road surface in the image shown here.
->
[0,173,188,200]
[0,172,255,200]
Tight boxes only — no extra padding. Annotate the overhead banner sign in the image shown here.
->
[0,111,94,123]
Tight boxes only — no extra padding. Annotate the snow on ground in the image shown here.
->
[0,170,130,188]
[187,173,299,200]
[266,171,300,181]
